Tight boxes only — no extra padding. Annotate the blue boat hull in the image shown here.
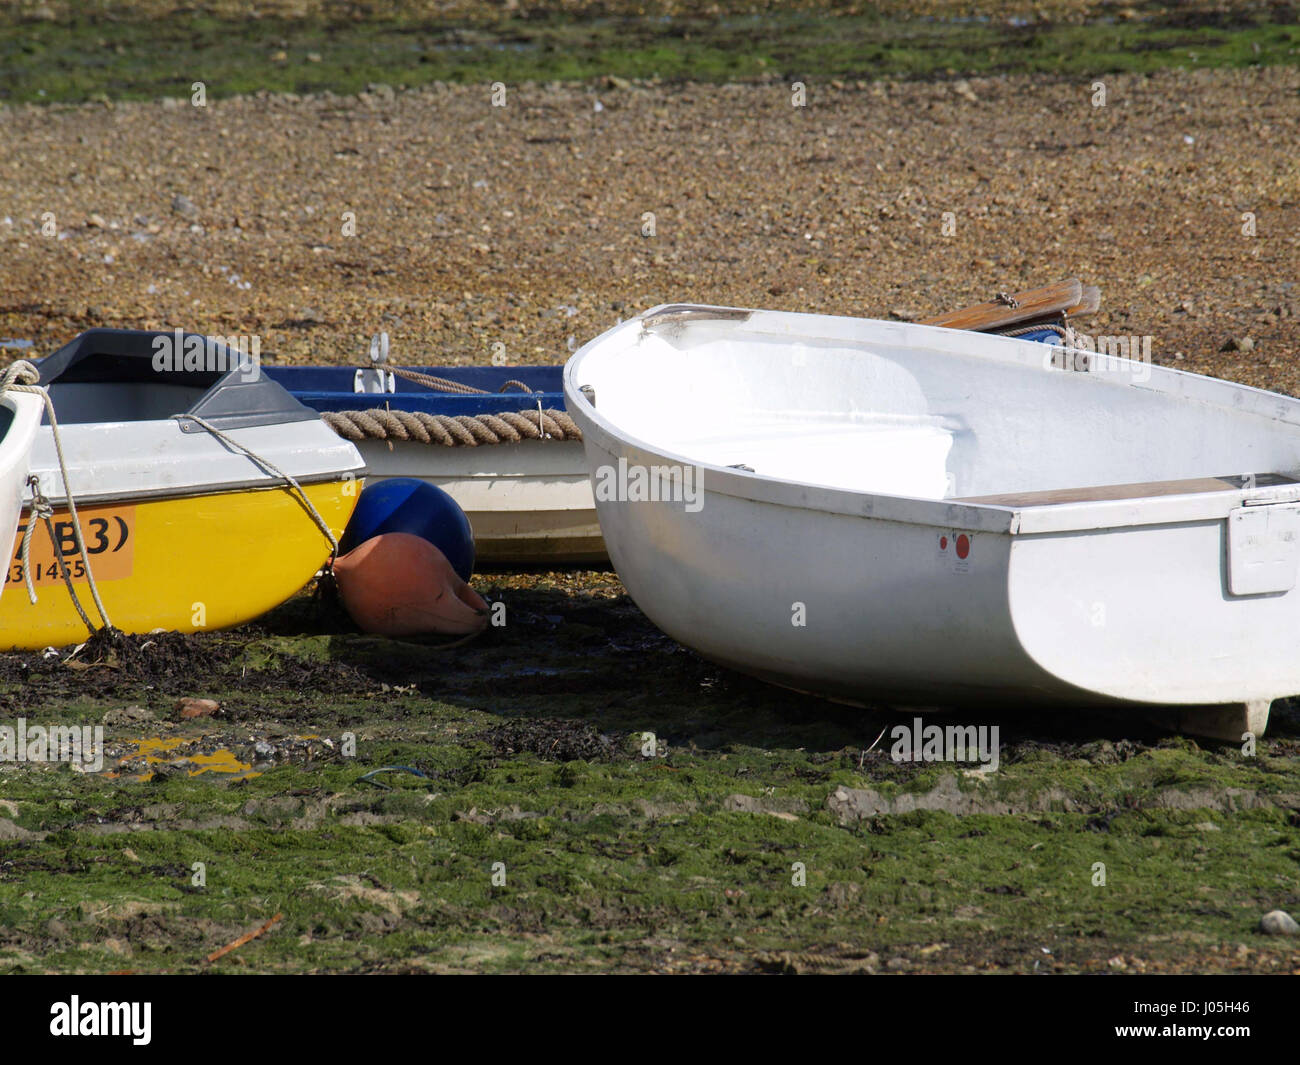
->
[266,364,567,418]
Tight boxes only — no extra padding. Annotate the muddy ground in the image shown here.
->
[0,574,1298,974]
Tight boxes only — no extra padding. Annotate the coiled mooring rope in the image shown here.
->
[344,334,579,445]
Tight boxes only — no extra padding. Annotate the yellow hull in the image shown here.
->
[0,479,361,650]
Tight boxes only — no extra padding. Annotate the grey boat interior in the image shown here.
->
[35,328,317,430]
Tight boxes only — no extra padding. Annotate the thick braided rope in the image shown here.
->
[322,407,582,446]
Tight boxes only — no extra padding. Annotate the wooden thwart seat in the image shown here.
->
[957,472,1296,508]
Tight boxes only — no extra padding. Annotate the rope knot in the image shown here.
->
[0,359,41,391]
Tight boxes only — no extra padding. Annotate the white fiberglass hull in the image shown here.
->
[0,391,45,604]
[356,438,603,565]
[564,305,1300,738]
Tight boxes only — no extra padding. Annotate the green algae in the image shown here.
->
[1,8,1297,106]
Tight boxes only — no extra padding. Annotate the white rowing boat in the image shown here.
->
[564,304,1300,739]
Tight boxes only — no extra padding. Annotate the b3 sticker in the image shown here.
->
[6,504,135,587]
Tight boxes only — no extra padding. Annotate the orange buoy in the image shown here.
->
[333,532,489,636]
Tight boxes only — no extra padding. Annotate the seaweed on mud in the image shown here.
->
[480,718,620,762]
[78,628,232,681]
[0,628,236,706]
[0,619,385,712]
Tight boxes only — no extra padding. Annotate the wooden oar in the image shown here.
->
[1065,284,1101,318]
[920,278,1084,332]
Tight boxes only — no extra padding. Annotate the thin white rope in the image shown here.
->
[171,413,339,558]
[18,483,51,606]
[1,360,114,633]
[22,474,98,633]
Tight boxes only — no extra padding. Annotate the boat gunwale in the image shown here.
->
[17,469,367,510]
[0,390,47,443]
[266,365,568,417]
[24,414,367,508]
[565,305,1300,536]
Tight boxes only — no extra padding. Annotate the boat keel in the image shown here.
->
[1171,699,1271,744]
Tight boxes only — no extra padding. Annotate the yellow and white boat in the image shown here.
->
[0,329,366,650]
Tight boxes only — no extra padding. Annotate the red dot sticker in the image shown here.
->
[956,534,970,559]
[939,536,948,550]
